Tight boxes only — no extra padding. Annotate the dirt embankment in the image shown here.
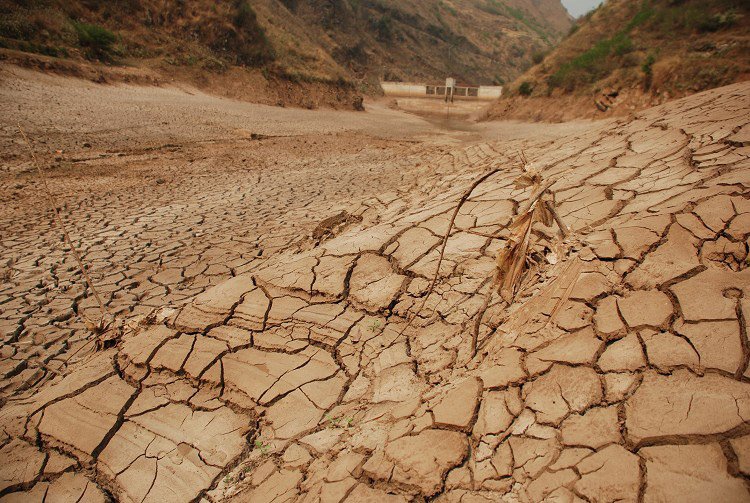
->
[0,48,364,110]
[487,87,667,122]
[1,0,573,88]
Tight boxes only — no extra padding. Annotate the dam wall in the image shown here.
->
[381,81,502,101]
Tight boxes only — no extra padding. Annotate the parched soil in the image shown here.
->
[1,64,749,502]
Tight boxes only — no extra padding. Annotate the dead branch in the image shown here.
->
[398,167,502,338]
[18,126,110,325]
[545,200,569,237]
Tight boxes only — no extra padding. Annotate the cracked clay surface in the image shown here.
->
[1,68,750,502]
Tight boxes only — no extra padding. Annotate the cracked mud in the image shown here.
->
[1,68,750,502]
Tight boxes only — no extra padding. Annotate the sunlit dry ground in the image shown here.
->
[1,65,749,502]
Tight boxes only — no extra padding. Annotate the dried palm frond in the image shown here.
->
[480,256,583,357]
[513,172,541,189]
[470,156,569,358]
[494,177,560,302]
[513,153,542,190]
[83,312,122,350]
[494,210,534,303]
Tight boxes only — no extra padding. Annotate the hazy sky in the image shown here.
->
[561,0,604,18]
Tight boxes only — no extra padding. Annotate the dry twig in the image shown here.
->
[398,167,502,337]
[18,126,112,336]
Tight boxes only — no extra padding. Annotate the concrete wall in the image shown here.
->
[381,81,502,101]
[478,86,503,99]
[380,82,428,97]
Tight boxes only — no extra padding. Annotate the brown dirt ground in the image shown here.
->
[1,64,749,502]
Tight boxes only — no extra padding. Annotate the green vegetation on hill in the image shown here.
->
[507,0,749,98]
[71,21,117,60]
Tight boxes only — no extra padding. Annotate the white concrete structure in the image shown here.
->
[477,86,503,99]
[381,81,502,101]
[380,82,428,97]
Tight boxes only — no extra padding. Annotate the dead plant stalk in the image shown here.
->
[470,164,568,357]
[17,126,109,324]
[398,167,502,338]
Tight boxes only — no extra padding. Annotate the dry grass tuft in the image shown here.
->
[470,156,568,357]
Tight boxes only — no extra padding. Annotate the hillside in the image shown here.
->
[490,0,750,120]
[0,0,571,107]
[271,0,571,86]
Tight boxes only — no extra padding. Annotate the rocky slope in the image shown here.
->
[274,0,571,86]
[1,70,749,500]
[490,0,750,120]
[0,0,571,101]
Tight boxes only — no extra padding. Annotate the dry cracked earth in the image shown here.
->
[1,65,750,502]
